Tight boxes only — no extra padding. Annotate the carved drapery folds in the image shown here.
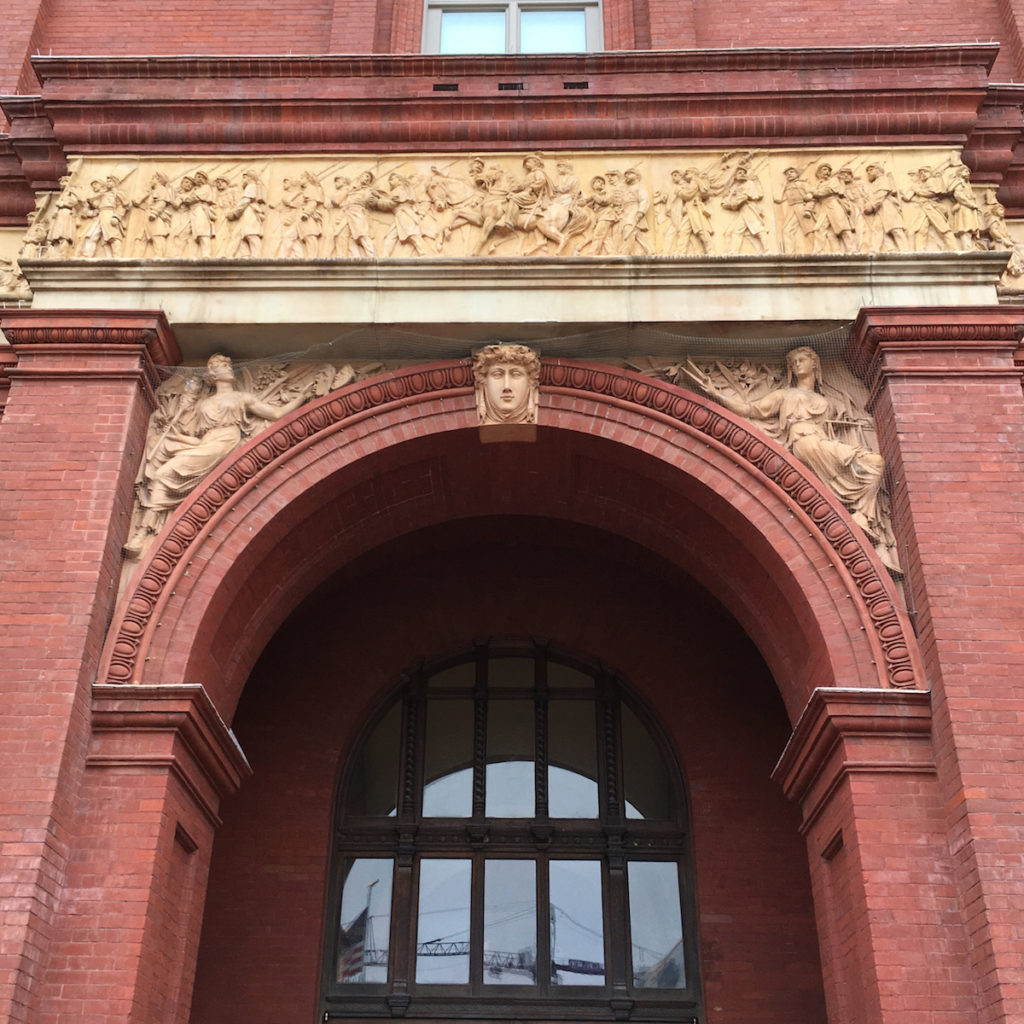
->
[124,356,383,560]
[644,349,901,573]
[11,148,1019,276]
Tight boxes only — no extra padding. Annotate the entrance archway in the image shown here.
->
[189,515,829,1024]
[100,358,922,726]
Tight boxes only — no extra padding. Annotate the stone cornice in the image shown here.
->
[772,687,934,833]
[28,44,1001,81]
[90,683,252,826]
[2,44,997,160]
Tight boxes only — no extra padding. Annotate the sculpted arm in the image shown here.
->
[243,393,305,420]
[680,358,785,421]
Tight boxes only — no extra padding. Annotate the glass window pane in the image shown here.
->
[439,9,507,53]
[337,858,392,984]
[519,8,587,53]
[547,662,593,689]
[428,661,475,689]
[484,860,537,985]
[548,700,598,818]
[622,703,672,820]
[423,699,474,817]
[627,862,685,989]
[488,656,533,689]
[347,702,401,817]
[487,699,535,817]
[417,859,472,983]
[550,860,605,985]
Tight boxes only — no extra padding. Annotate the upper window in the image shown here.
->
[423,0,603,53]
[321,640,699,1023]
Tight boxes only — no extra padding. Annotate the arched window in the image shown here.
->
[322,641,699,1022]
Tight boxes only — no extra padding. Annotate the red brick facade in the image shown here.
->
[2,3,1024,1024]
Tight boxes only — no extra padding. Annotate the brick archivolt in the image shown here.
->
[103,359,921,698]
[15,147,1014,267]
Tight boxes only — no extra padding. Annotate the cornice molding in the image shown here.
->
[0,309,181,365]
[90,683,252,825]
[848,305,1024,396]
[28,44,1002,82]
[772,687,934,832]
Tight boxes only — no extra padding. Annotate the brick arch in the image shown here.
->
[100,359,923,723]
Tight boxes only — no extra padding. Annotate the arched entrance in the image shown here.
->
[95,358,922,1024]
[188,516,828,1023]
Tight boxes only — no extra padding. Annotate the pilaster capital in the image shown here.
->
[772,687,933,834]
[848,306,1024,402]
[1,308,179,360]
[90,683,252,827]
[0,309,179,399]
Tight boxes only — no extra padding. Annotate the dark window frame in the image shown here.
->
[322,639,701,1022]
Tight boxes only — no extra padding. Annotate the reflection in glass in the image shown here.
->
[622,703,671,820]
[550,860,605,985]
[519,9,587,53]
[439,10,506,53]
[337,858,393,983]
[484,860,537,985]
[417,859,472,984]
[423,699,473,817]
[549,700,598,818]
[347,702,401,817]
[487,699,535,817]
[628,862,685,989]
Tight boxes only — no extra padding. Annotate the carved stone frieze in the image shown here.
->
[645,349,900,573]
[124,355,386,560]
[14,148,1018,271]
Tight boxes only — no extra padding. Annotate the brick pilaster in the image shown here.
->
[36,686,251,1024]
[774,689,977,1024]
[0,310,178,1023]
[850,306,1024,1024]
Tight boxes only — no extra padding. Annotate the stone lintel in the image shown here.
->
[772,687,933,833]
[90,683,252,826]
[21,255,1007,362]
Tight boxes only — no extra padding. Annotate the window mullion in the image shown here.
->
[535,651,549,820]
[473,645,487,820]
[536,854,552,995]
[507,1,518,53]
[470,853,486,991]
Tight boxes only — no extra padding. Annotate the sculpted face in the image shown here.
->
[787,347,819,382]
[484,361,530,422]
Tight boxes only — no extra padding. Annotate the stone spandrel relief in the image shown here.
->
[17,147,1017,268]
[123,355,384,560]
[638,349,901,573]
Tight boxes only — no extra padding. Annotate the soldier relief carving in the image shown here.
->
[124,355,379,560]
[14,148,1020,277]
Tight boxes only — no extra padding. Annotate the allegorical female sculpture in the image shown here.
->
[684,347,900,571]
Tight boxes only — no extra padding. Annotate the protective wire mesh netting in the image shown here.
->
[122,319,906,581]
